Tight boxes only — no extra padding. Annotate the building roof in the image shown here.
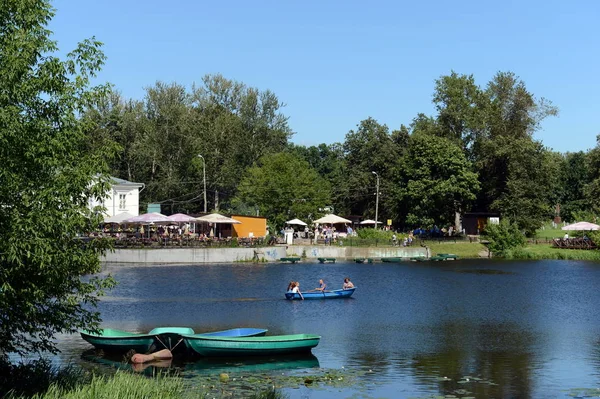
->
[110,176,144,187]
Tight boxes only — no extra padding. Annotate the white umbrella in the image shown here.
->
[313,214,351,224]
[195,213,242,224]
[124,212,171,224]
[167,213,197,223]
[359,219,382,225]
[286,218,307,226]
[104,212,135,224]
[561,221,600,231]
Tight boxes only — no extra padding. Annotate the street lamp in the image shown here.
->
[372,171,379,230]
[197,154,207,213]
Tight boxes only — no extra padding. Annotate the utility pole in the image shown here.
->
[372,171,379,230]
[197,155,207,213]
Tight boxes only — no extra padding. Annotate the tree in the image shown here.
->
[232,152,331,230]
[339,118,403,218]
[395,132,480,227]
[0,0,116,358]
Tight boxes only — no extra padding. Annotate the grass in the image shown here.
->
[1,359,288,399]
[534,222,565,239]
[504,244,600,261]
[425,241,487,259]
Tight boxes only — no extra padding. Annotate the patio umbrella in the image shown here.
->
[196,213,240,239]
[124,212,171,224]
[167,213,197,223]
[313,214,351,224]
[195,213,241,224]
[104,212,135,224]
[561,221,600,231]
[359,219,382,225]
[286,218,307,226]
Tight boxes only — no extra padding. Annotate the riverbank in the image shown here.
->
[102,245,428,263]
[100,241,600,263]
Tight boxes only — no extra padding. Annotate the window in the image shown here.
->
[119,194,127,210]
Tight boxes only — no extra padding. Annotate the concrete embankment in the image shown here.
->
[102,246,428,264]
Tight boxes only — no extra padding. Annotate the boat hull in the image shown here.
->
[285,288,356,300]
[183,334,320,356]
[80,329,156,353]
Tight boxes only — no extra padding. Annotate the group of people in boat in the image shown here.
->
[286,278,354,300]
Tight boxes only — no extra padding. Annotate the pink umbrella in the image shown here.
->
[124,212,171,224]
[561,221,600,231]
[167,213,197,223]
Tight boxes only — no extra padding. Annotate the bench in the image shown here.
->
[318,257,336,264]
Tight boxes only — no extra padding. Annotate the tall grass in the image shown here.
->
[33,372,184,399]
[2,361,289,399]
[0,359,90,398]
[503,245,600,261]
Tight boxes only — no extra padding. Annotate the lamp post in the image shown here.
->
[197,154,207,213]
[372,171,379,230]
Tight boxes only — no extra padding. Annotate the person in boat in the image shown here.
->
[286,281,295,292]
[291,281,304,300]
[343,277,354,289]
[312,279,327,292]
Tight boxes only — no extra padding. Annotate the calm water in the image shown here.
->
[52,259,600,398]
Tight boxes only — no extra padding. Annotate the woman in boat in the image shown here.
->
[292,281,304,300]
[343,277,354,289]
[286,281,295,292]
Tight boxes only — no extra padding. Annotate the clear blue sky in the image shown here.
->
[50,0,599,152]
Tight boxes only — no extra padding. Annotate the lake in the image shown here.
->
[53,259,600,398]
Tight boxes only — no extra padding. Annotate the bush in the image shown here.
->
[483,219,526,256]
[356,228,394,240]
[0,359,90,398]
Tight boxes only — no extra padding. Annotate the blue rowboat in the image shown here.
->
[285,287,356,300]
[183,334,320,356]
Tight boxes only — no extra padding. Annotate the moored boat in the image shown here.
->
[183,334,321,356]
[81,327,267,353]
[79,328,158,353]
[285,287,356,300]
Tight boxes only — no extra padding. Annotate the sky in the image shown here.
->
[49,0,599,152]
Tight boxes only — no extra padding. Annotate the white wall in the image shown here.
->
[89,184,142,217]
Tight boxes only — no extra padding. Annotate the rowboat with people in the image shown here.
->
[285,287,356,300]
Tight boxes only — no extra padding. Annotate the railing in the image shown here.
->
[551,237,597,250]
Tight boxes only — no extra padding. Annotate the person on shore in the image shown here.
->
[343,277,354,289]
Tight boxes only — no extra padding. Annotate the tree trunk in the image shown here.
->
[455,211,462,233]
[215,190,219,212]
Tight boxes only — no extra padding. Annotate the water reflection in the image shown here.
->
[80,349,319,376]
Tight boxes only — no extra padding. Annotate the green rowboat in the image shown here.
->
[79,328,158,353]
[183,333,321,357]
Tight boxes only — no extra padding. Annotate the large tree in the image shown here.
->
[231,152,331,230]
[0,0,115,357]
[395,132,480,227]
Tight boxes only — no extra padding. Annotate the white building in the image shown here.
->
[89,176,145,217]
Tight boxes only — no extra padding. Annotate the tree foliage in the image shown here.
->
[396,131,480,227]
[231,152,331,230]
[483,219,526,255]
[0,0,116,358]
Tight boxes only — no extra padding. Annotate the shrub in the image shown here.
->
[483,219,526,256]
